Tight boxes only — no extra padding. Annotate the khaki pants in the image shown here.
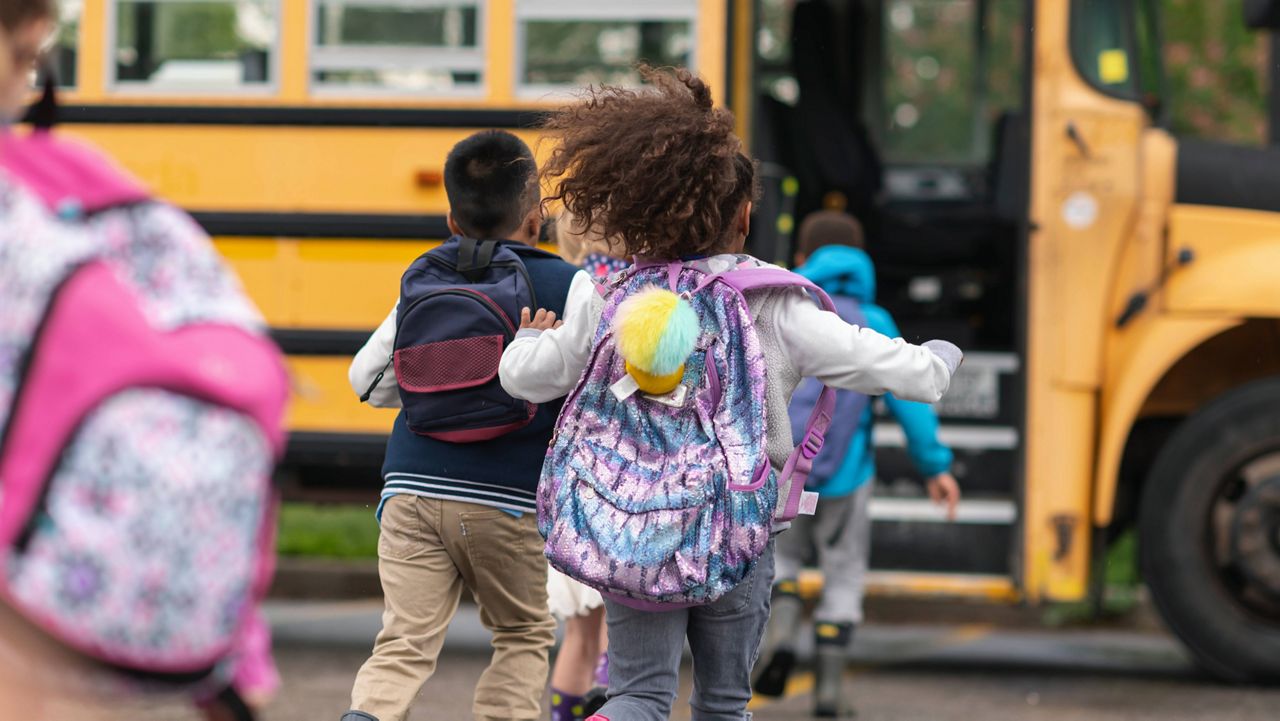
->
[350,495,556,721]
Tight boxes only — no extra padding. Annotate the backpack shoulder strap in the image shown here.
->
[703,266,838,522]
[0,130,150,215]
[703,266,837,312]
[455,237,498,281]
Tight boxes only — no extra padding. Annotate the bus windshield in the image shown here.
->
[881,0,1025,165]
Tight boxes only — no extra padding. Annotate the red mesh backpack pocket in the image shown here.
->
[394,334,504,393]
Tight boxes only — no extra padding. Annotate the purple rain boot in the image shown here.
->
[550,688,588,721]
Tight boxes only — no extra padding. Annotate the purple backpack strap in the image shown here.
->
[706,267,838,522]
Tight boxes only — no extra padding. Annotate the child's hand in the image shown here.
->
[927,472,961,521]
[520,307,564,332]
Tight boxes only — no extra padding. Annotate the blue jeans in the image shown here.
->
[597,543,775,721]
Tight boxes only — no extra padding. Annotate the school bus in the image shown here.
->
[38,0,1280,680]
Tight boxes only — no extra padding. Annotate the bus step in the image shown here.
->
[797,569,1019,603]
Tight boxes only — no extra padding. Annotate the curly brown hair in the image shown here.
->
[541,66,759,259]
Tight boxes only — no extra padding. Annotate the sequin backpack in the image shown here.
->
[0,121,287,718]
[540,257,837,608]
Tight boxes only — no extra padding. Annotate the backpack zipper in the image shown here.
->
[399,287,517,337]
[391,287,520,380]
[359,355,393,403]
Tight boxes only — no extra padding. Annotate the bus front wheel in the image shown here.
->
[1140,378,1280,683]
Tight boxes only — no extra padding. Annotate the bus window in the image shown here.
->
[881,0,1025,165]
[517,0,696,93]
[1069,0,1137,98]
[51,0,81,87]
[756,0,797,106]
[312,1,484,95]
[111,0,277,91]
[1133,0,1167,121]
[882,0,979,164]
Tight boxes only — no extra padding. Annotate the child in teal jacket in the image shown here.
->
[754,211,961,718]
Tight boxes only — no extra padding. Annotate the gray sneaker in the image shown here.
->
[341,712,380,721]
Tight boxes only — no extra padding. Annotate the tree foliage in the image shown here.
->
[1162,0,1269,145]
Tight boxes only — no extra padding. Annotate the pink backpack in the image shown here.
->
[0,128,287,716]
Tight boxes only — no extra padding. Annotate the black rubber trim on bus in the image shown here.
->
[1175,138,1280,213]
[870,520,1012,575]
[270,329,372,356]
[285,431,388,457]
[277,432,387,503]
[191,211,450,239]
[23,104,546,129]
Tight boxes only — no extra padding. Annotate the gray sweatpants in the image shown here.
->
[774,482,872,625]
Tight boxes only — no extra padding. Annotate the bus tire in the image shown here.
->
[1140,378,1280,683]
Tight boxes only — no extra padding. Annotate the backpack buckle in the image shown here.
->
[800,429,825,459]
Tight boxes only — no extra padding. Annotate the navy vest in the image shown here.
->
[381,240,580,511]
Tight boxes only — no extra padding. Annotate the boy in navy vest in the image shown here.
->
[753,211,962,718]
[342,131,585,721]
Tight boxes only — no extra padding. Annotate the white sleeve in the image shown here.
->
[772,290,959,404]
[500,270,601,403]
[348,304,401,408]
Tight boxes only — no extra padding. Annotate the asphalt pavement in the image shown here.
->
[120,600,1279,721]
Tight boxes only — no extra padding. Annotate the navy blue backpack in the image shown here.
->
[388,237,557,442]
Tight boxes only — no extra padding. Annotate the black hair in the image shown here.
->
[444,130,540,239]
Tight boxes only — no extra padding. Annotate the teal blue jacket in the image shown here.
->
[795,246,953,498]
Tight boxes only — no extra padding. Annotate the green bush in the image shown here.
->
[277,503,380,560]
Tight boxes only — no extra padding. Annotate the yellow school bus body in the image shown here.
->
[1023,2,1280,607]
[58,0,729,449]
[42,0,1280,679]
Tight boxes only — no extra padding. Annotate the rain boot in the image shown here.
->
[550,688,588,721]
[812,622,855,718]
[581,652,609,717]
[752,580,804,697]
[583,686,609,717]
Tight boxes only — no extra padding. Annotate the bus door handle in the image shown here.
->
[1066,122,1092,159]
[1115,248,1197,328]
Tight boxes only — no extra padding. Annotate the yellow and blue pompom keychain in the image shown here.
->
[613,287,700,396]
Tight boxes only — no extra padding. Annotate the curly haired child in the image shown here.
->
[500,67,962,721]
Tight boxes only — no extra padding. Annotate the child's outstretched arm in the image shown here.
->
[499,271,600,403]
[864,305,962,519]
[773,290,961,403]
[348,303,401,408]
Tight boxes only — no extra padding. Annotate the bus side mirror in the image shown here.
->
[1245,0,1280,29]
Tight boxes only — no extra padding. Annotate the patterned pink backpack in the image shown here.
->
[540,257,836,608]
[0,127,287,716]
